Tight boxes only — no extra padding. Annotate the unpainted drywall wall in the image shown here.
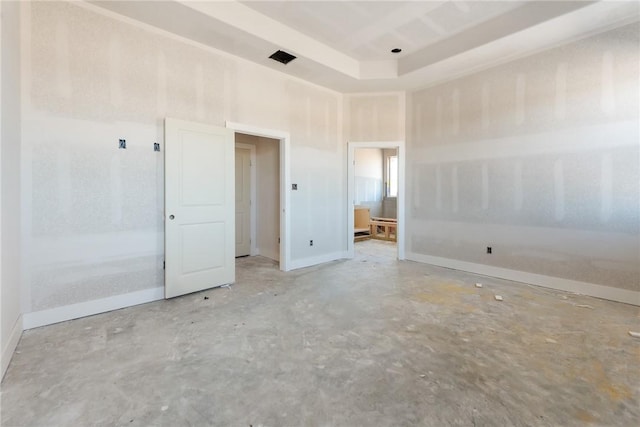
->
[255,137,280,261]
[407,22,640,294]
[1,0,23,378]
[345,93,405,142]
[21,1,344,314]
[354,148,383,217]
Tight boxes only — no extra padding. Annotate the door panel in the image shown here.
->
[165,118,235,298]
[235,147,251,257]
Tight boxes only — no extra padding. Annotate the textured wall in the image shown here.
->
[255,137,280,261]
[22,1,344,312]
[345,93,405,142]
[1,0,23,377]
[407,23,639,293]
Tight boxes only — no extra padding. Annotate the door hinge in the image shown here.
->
[163,261,165,270]
[278,237,280,244]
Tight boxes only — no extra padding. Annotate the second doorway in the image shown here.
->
[235,133,281,262]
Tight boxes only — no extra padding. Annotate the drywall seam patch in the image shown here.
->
[436,96,443,137]
[108,34,122,107]
[601,51,615,115]
[451,165,459,213]
[452,88,460,135]
[516,73,526,125]
[600,154,613,222]
[412,121,636,164]
[481,83,490,129]
[435,165,442,211]
[555,62,567,120]
[54,20,71,99]
[406,252,640,306]
[22,287,164,330]
[554,159,565,221]
[157,50,167,115]
[514,160,523,211]
[196,63,204,121]
[481,162,489,210]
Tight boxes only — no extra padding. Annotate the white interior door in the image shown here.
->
[165,118,235,298]
[235,147,251,257]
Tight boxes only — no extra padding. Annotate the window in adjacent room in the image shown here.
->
[386,155,398,198]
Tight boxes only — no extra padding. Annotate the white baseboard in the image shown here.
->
[23,287,165,330]
[1,314,23,380]
[406,252,640,306]
[289,251,348,271]
[255,248,280,262]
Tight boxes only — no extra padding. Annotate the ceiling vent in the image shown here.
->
[269,50,296,65]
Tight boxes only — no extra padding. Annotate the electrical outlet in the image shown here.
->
[119,139,126,149]
[154,143,160,152]
[292,184,298,190]
[486,246,492,254]
[309,240,313,246]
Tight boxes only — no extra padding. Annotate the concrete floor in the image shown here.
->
[1,240,639,426]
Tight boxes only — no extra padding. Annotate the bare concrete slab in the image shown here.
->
[1,240,638,426]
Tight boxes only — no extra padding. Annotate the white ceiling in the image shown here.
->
[241,1,523,61]
[91,0,639,93]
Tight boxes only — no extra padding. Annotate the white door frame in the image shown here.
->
[235,143,257,256]
[226,121,291,271]
[347,141,405,260]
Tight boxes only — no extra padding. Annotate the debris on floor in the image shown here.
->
[575,304,593,309]
[475,283,483,288]
[545,338,558,344]
[494,295,503,301]
[204,296,209,300]
[628,331,640,338]
[161,405,168,411]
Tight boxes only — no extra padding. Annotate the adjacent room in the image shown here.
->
[1,1,638,425]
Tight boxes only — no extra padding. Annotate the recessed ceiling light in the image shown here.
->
[391,48,402,53]
[269,50,296,65]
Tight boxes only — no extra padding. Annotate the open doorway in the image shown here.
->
[226,122,291,271]
[235,133,280,262]
[347,141,405,260]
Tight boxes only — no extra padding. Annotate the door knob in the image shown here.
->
[169,215,175,220]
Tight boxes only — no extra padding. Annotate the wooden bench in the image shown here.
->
[370,217,397,242]
[354,206,371,242]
